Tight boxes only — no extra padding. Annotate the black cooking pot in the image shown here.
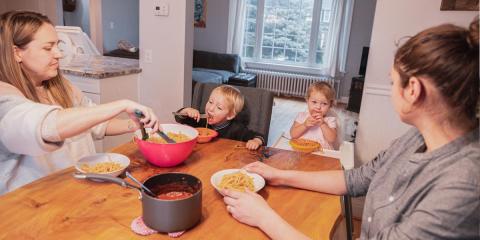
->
[142,173,202,232]
[74,172,202,233]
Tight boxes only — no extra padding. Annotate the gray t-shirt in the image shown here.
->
[345,128,479,239]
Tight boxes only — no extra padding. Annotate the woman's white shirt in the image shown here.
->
[0,93,107,195]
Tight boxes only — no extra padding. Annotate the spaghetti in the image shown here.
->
[80,161,123,173]
[147,132,190,144]
[218,171,255,192]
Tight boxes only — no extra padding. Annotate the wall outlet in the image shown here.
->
[109,21,114,29]
[154,0,169,16]
[144,49,153,63]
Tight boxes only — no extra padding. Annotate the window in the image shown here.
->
[240,0,352,76]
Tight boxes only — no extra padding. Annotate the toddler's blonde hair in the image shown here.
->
[212,85,245,116]
[306,82,335,105]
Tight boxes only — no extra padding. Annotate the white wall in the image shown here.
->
[193,0,230,53]
[139,0,194,121]
[341,0,376,98]
[355,0,477,166]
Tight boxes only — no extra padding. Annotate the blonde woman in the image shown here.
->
[0,11,159,194]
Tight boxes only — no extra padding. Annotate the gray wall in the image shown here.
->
[102,0,139,52]
[63,0,90,35]
[341,0,376,98]
[0,1,6,14]
[193,0,230,53]
[0,0,62,25]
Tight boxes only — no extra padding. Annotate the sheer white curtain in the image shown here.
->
[227,0,247,55]
[323,0,345,76]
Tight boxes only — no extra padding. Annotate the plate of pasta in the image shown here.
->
[210,169,265,194]
[75,153,130,178]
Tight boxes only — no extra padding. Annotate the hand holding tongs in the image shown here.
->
[134,109,176,143]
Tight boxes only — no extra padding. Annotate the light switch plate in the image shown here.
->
[154,0,169,16]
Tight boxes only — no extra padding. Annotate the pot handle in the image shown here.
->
[73,172,142,191]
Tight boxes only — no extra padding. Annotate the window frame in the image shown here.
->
[241,0,352,76]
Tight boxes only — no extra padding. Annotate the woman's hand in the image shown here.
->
[243,161,284,186]
[122,100,160,132]
[180,107,201,122]
[246,138,262,150]
[222,189,276,227]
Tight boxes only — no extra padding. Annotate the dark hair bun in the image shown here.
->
[467,16,479,49]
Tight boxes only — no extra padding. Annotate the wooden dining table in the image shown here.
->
[0,138,342,239]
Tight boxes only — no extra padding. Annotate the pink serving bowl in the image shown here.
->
[134,124,198,167]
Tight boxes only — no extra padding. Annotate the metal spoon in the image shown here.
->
[125,171,155,196]
[172,112,208,118]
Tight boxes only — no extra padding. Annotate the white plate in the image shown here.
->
[210,169,265,194]
[75,153,130,177]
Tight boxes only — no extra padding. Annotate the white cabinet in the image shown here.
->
[65,73,139,152]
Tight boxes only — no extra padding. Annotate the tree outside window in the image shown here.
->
[241,0,351,76]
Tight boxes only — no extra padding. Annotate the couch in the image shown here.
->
[192,50,241,84]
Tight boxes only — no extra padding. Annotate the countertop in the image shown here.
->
[60,55,141,79]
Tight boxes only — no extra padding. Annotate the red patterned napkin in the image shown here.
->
[131,216,185,238]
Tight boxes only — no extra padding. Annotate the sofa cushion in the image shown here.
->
[193,50,240,73]
[192,68,235,84]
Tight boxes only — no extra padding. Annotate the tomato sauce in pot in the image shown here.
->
[156,191,193,200]
[152,181,196,200]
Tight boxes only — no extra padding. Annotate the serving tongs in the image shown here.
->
[134,109,176,143]
[73,172,155,197]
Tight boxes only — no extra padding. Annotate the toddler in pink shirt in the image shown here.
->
[290,82,337,150]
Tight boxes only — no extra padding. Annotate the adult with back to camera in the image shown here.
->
[222,17,480,239]
[0,10,160,194]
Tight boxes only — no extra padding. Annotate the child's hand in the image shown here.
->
[304,116,320,128]
[305,113,325,127]
[246,138,262,150]
[180,108,201,122]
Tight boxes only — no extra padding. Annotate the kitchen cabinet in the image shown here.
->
[61,55,141,152]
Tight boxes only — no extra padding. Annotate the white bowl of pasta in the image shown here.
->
[210,169,265,194]
[75,153,130,178]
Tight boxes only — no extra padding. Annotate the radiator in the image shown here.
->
[244,69,337,98]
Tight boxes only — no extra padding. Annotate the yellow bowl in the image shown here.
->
[289,138,322,153]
